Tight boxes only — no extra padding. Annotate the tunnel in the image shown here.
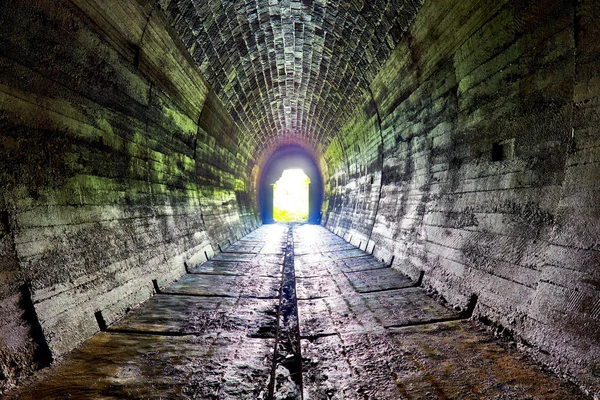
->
[0,0,599,398]
[259,146,323,225]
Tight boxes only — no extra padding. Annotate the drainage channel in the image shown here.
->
[268,225,303,400]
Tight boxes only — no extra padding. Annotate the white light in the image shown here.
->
[273,169,310,222]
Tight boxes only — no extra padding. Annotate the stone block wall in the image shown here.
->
[1,0,598,396]
[323,97,382,252]
[0,0,258,393]
[323,0,600,395]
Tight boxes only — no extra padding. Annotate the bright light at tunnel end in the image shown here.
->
[273,169,310,223]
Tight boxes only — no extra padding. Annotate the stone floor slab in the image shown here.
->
[211,252,259,262]
[12,224,589,400]
[294,241,355,255]
[302,331,407,400]
[224,243,264,253]
[298,294,376,336]
[260,243,286,254]
[110,294,278,338]
[295,253,331,264]
[16,332,274,400]
[211,252,284,264]
[388,320,585,399]
[344,267,415,292]
[166,273,280,298]
[335,256,387,272]
[296,275,342,299]
[323,248,369,260]
[294,260,333,278]
[190,260,282,277]
[361,287,459,327]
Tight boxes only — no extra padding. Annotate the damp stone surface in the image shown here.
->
[11,225,589,399]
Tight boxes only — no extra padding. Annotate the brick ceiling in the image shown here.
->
[162,0,423,156]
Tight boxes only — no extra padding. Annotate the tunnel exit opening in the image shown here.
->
[259,146,323,225]
[273,169,310,222]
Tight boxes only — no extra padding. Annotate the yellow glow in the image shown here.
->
[273,169,310,222]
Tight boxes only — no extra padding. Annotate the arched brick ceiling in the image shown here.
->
[161,0,423,157]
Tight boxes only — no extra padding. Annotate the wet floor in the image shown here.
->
[14,224,587,399]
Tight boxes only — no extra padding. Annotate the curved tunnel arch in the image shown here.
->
[258,146,324,225]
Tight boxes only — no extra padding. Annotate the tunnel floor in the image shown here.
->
[14,225,586,399]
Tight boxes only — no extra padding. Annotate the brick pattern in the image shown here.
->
[161,0,422,163]
[1,0,599,397]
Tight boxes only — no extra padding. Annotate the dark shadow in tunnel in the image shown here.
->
[259,146,323,224]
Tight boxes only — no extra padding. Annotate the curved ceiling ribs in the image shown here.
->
[162,0,423,165]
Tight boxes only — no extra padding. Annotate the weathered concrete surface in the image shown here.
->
[166,273,280,298]
[295,225,588,399]
[322,0,600,395]
[1,0,600,397]
[9,224,589,399]
[0,0,258,392]
[12,225,287,399]
[110,295,278,338]
[191,260,282,278]
[14,332,274,400]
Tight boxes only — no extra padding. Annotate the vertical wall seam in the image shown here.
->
[134,0,159,69]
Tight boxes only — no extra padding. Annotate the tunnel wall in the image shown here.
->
[323,100,383,252]
[0,0,258,392]
[323,0,600,395]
